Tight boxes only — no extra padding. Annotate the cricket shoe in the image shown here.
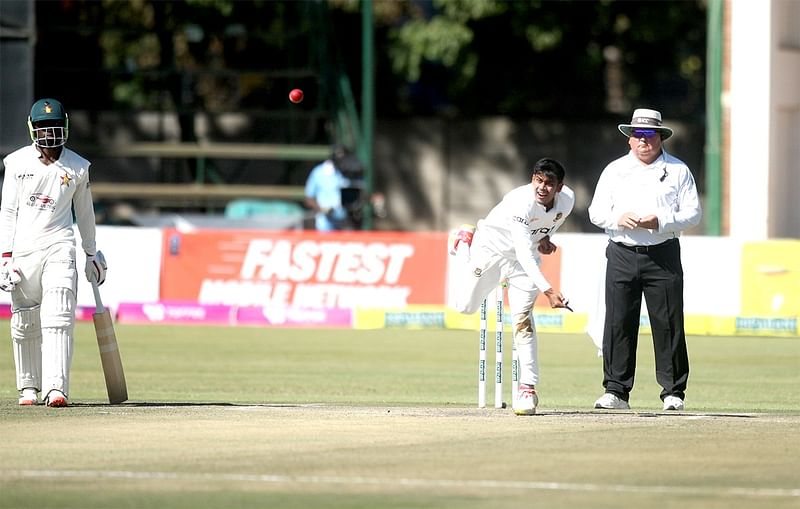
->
[447,224,475,256]
[663,395,685,411]
[594,393,630,410]
[513,384,538,416]
[44,390,69,408]
[18,388,38,406]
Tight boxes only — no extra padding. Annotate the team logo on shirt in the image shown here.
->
[60,173,72,186]
[27,193,56,212]
[554,213,562,222]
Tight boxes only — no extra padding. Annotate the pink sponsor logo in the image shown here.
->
[28,193,56,211]
[115,301,352,327]
[75,306,95,321]
[30,193,55,205]
[117,301,234,325]
[236,305,352,327]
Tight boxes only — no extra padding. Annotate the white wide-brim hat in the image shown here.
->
[618,108,673,140]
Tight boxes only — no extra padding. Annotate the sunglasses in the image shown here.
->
[631,129,659,139]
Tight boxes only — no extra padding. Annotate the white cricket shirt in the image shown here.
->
[0,144,98,256]
[477,183,574,293]
[588,150,702,246]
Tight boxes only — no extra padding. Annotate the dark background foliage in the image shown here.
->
[33,0,707,123]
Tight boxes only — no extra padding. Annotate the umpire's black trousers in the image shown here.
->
[602,238,689,402]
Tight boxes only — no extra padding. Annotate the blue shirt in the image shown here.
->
[304,160,351,231]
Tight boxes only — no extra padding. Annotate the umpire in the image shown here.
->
[588,108,702,411]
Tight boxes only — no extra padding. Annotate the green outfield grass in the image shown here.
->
[0,322,798,509]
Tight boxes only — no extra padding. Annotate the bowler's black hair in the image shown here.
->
[531,158,566,183]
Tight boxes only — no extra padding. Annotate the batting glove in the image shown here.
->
[85,250,108,286]
[0,258,22,292]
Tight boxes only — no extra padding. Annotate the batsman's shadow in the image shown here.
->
[72,402,312,408]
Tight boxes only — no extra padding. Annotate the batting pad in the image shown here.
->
[11,307,42,391]
[40,287,76,396]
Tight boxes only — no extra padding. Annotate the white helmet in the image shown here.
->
[28,98,69,148]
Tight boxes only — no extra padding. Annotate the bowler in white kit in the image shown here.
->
[0,98,107,407]
[447,158,574,415]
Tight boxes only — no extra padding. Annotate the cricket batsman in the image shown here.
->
[0,98,107,407]
[447,158,574,415]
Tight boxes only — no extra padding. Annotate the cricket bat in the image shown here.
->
[91,280,128,404]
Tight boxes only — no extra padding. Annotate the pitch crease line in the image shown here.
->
[1,470,798,498]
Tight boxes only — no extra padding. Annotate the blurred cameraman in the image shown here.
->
[304,145,384,231]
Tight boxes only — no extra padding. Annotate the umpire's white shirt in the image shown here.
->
[588,150,702,246]
[477,183,574,293]
[0,144,98,256]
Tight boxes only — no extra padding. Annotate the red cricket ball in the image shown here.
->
[289,88,304,103]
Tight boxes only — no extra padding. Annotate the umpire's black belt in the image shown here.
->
[613,238,677,253]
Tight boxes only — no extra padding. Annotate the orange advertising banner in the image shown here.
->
[160,229,563,309]
[160,230,450,308]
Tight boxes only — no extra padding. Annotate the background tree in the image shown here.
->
[33,0,707,122]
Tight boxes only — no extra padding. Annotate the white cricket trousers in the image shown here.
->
[447,230,542,386]
[10,241,77,397]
